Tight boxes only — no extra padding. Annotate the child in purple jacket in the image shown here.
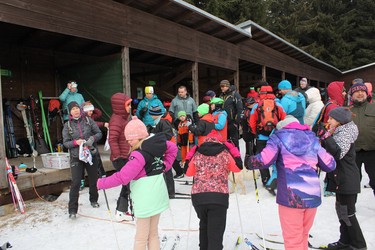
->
[246,115,336,250]
[97,116,177,250]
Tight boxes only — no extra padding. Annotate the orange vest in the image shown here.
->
[212,112,228,142]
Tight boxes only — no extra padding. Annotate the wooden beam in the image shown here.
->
[162,63,193,89]
[192,62,199,104]
[0,66,6,189]
[121,47,131,95]
[150,0,171,15]
[0,181,71,206]
[173,10,193,23]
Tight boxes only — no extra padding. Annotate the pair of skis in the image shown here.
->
[5,157,26,214]
[255,233,329,249]
[160,234,180,250]
[235,236,262,250]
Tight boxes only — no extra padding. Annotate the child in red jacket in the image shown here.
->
[186,136,241,250]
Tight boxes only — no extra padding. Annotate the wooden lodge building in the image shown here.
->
[0,0,373,207]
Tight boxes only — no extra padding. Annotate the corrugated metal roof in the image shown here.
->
[342,62,375,74]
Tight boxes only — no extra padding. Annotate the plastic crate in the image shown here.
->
[41,153,70,169]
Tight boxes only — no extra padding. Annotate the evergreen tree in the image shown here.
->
[184,0,375,70]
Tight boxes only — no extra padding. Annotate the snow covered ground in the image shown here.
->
[1,140,374,250]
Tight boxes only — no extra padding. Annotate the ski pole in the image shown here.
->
[252,169,267,249]
[102,189,121,250]
[232,172,245,244]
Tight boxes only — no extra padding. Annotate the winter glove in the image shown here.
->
[234,157,243,170]
[183,160,190,174]
[139,107,148,118]
[85,136,95,147]
[89,146,97,155]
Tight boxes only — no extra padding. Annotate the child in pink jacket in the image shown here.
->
[97,117,177,250]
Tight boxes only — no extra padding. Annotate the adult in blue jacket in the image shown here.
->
[278,80,306,124]
[59,81,85,121]
[136,86,165,126]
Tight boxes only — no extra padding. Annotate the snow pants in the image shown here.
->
[355,149,375,195]
[69,158,99,214]
[194,204,227,250]
[134,213,161,250]
[278,205,317,250]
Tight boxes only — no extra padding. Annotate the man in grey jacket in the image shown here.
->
[169,85,198,125]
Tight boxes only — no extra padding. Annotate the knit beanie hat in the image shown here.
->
[145,86,154,94]
[125,116,149,140]
[197,103,209,116]
[68,101,80,113]
[205,90,216,97]
[276,115,299,130]
[220,80,230,87]
[177,111,187,118]
[278,80,292,90]
[149,105,163,116]
[328,107,352,125]
[82,102,94,112]
[349,83,368,96]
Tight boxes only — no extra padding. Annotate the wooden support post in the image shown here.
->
[0,65,7,189]
[121,47,131,96]
[281,71,285,80]
[234,62,240,91]
[262,65,266,82]
[192,62,199,104]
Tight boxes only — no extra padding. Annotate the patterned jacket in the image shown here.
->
[248,122,336,208]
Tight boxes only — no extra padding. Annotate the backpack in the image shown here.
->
[312,101,332,135]
[256,99,279,136]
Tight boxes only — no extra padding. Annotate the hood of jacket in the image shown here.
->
[111,93,131,118]
[327,81,345,106]
[141,133,167,157]
[305,87,322,104]
[333,121,358,145]
[197,137,226,156]
[274,124,316,156]
[284,90,305,103]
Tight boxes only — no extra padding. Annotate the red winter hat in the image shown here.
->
[124,116,149,140]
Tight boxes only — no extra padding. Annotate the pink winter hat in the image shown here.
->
[124,116,149,140]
